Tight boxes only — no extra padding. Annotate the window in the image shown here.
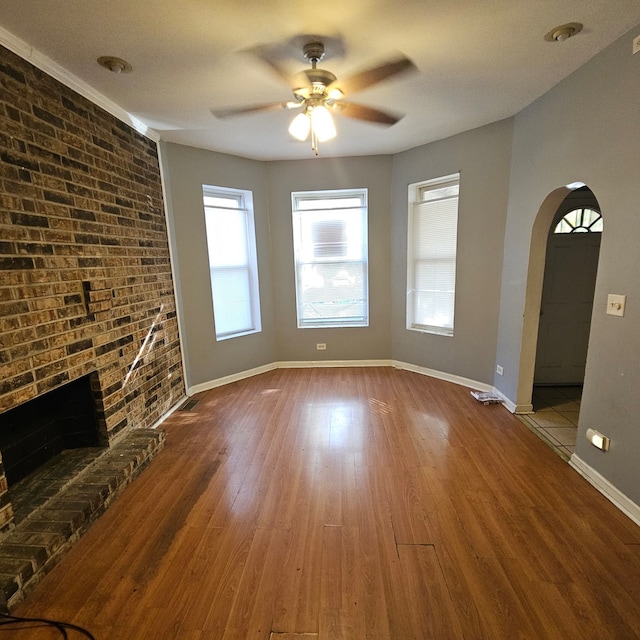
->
[406,173,460,336]
[292,189,368,328]
[554,207,602,234]
[202,185,261,340]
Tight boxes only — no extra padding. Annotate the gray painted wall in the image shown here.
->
[390,119,513,384]
[266,156,393,362]
[160,147,395,381]
[164,138,510,381]
[160,143,277,388]
[493,26,640,504]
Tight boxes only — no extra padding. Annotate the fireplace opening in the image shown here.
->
[0,374,106,487]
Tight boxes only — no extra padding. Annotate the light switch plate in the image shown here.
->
[606,293,626,317]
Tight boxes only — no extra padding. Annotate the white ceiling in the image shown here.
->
[1,0,639,161]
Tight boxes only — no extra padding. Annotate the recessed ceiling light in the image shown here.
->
[545,22,583,42]
[97,56,132,73]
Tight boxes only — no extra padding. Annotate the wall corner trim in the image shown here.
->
[570,454,640,527]
[513,403,534,414]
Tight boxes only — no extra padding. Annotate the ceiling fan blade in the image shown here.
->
[333,101,402,125]
[211,102,300,119]
[259,58,293,85]
[328,56,416,96]
[240,43,294,85]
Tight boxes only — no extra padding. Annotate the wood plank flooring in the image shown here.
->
[4,367,640,639]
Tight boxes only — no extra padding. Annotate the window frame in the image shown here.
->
[406,173,460,337]
[202,184,262,341]
[291,188,369,329]
[553,207,602,234]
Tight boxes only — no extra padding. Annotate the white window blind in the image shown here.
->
[292,189,369,328]
[407,174,460,335]
[203,186,261,340]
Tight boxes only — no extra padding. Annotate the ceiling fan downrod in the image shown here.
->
[302,42,326,68]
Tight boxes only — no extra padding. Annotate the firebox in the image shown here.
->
[0,373,106,487]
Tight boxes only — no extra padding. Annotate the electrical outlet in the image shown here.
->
[633,34,640,55]
[606,293,626,317]
[316,343,326,351]
[496,365,504,375]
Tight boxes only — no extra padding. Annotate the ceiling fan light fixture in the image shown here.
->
[289,104,336,154]
[310,105,336,142]
[289,112,311,141]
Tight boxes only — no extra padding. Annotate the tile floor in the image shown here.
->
[519,385,582,461]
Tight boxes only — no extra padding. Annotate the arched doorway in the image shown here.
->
[516,184,603,458]
[534,189,602,385]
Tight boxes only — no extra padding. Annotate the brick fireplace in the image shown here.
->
[0,43,185,533]
[0,373,105,488]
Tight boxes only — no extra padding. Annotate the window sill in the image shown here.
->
[407,326,453,337]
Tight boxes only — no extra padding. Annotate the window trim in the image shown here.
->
[202,184,262,341]
[291,188,369,329]
[406,173,460,337]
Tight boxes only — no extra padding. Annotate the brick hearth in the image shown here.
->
[0,428,165,612]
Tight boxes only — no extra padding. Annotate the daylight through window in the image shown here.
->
[554,207,602,234]
[406,173,460,336]
[292,189,369,328]
[203,185,261,340]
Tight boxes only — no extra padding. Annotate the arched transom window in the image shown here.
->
[554,207,602,234]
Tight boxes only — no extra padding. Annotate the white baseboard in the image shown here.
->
[570,454,640,527]
[498,395,518,414]
[149,396,187,430]
[476,390,529,415]
[187,363,277,396]
[187,359,493,399]
[494,397,535,415]
[391,360,493,392]
[278,359,392,369]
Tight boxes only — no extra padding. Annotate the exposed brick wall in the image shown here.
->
[0,44,185,532]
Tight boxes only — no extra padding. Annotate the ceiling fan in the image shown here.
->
[211,41,416,155]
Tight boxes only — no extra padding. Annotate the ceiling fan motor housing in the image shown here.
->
[302,41,326,64]
[293,68,338,95]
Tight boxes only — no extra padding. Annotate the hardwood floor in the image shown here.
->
[5,367,640,639]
